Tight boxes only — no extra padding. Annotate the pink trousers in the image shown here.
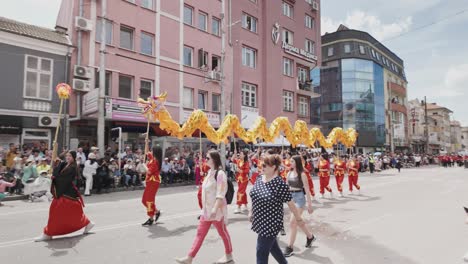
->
[188,217,233,258]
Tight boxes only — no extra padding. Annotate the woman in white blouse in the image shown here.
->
[176,150,234,264]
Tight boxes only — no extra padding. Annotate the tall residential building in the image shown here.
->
[0,17,72,150]
[316,25,408,154]
[426,103,452,154]
[462,127,468,152]
[56,0,321,150]
[407,98,427,153]
[450,120,462,153]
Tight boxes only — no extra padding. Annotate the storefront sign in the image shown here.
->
[241,106,259,128]
[82,88,99,115]
[110,99,147,122]
[182,110,220,127]
[271,22,280,45]
[282,41,318,63]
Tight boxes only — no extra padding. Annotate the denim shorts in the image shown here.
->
[291,191,306,208]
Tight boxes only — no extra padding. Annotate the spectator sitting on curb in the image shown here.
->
[0,174,16,206]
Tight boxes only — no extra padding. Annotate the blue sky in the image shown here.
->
[1,0,467,126]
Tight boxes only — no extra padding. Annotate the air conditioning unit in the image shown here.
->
[75,16,93,31]
[73,78,91,92]
[209,71,222,82]
[74,65,92,79]
[38,115,60,127]
[311,1,319,11]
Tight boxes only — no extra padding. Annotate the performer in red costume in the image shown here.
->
[302,155,318,202]
[347,155,361,194]
[35,151,94,242]
[142,147,163,226]
[318,153,333,198]
[334,156,347,197]
[250,150,262,184]
[197,157,210,209]
[281,152,292,181]
[234,149,250,214]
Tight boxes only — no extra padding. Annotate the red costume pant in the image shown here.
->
[319,176,332,194]
[348,175,360,191]
[306,174,315,196]
[142,181,160,218]
[236,177,248,206]
[197,187,203,209]
[335,174,345,193]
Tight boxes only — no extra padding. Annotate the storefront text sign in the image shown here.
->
[282,41,318,63]
[182,110,220,127]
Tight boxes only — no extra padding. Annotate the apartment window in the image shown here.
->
[241,82,257,107]
[299,97,308,116]
[242,13,257,33]
[119,75,133,99]
[242,46,256,68]
[96,18,113,45]
[283,91,294,112]
[140,32,154,55]
[282,29,294,45]
[140,80,153,99]
[198,49,208,68]
[376,52,381,61]
[120,25,134,50]
[212,17,221,36]
[24,55,53,100]
[282,2,293,18]
[141,0,154,10]
[183,87,194,108]
[344,44,351,53]
[183,46,193,66]
[94,69,112,96]
[359,45,365,54]
[212,55,220,71]
[327,47,334,56]
[198,91,207,110]
[305,15,313,29]
[298,67,308,83]
[212,94,220,112]
[198,12,208,31]
[184,5,193,25]
[305,39,314,54]
[283,58,293,76]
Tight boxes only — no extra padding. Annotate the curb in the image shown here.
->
[3,182,197,202]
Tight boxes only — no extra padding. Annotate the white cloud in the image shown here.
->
[322,10,413,41]
[441,64,468,97]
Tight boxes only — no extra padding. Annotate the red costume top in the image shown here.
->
[347,160,360,177]
[304,161,313,176]
[334,159,346,177]
[145,153,160,183]
[235,159,250,183]
[281,159,291,180]
[318,159,330,177]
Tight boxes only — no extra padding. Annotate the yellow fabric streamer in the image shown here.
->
[138,93,358,148]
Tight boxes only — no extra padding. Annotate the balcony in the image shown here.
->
[389,82,406,96]
[297,81,321,98]
[390,102,407,114]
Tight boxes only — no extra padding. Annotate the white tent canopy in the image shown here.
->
[254,135,290,147]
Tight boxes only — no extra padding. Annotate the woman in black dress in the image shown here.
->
[35,151,94,242]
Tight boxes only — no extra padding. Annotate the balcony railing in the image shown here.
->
[389,82,406,96]
[298,81,312,92]
[390,102,407,114]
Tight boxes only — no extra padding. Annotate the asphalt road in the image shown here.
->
[0,166,467,264]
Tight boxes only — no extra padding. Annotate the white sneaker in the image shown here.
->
[83,222,95,234]
[313,196,323,204]
[358,190,361,195]
[241,205,248,212]
[464,251,468,262]
[349,190,354,195]
[175,256,192,264]
[215,254,234,264]
[321,194,325,199]
[234,208,241,214]
[34,234,52,242]
[339,192,344,197]
[329,192,334,199]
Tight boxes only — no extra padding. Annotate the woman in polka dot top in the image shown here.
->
[249,153,306,264]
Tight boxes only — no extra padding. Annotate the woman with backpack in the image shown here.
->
[176,150,234,264]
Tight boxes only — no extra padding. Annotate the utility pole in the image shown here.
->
[219,0,227,163]
[97,0,107,157]
[424,96,429,154]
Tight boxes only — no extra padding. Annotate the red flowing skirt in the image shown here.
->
[44,197,90,236]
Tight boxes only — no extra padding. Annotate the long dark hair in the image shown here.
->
[152,146,163,170]
[208,150,222,170]
[242,149,249,163]
[292,155,304,179]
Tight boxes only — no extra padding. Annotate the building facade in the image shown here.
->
[450,120,462,153]
[317,25,407,154]
[56,0,321,151]
[426,103,452,154]
[461,127,468,152]
[0,17,72,150]
[407,98,427,153]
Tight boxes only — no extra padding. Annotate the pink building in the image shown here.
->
[55,0,321,149]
